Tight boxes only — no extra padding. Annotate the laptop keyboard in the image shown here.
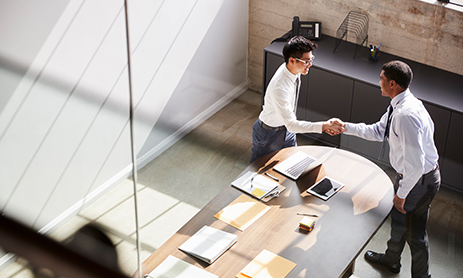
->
[286,156,316,177]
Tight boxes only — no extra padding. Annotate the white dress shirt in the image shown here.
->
[259,63,323,134]
[344,89,439,198]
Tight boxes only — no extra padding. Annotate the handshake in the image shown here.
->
[322,118,346,136]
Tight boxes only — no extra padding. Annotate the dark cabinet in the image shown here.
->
[423,102,451,167]
[305,68,353,145]
[442,112,463,192]
[263,52,283,93]
[343,81,390,163]
[297,74,309,120]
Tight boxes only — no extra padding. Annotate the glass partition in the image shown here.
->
[0,0,248,277]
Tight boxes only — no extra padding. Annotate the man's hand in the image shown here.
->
[393,194,406,214]
[323,118,346,136]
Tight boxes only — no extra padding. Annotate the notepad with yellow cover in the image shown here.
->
[236,249,297,278]
[214,194,270,231]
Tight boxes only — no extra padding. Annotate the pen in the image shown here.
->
[297,212,319,217]
[265,172,279,182]
[250,173,257,188]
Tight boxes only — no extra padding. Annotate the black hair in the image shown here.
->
[382,60,413,89]
[282,36,317,64]
[65,223,120,271]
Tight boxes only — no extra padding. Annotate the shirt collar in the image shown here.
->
[283,64,300,83]
[391,88,411,109]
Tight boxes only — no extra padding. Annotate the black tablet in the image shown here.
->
[307,176,344,201]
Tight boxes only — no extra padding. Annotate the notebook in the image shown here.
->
[214,194,270,231]
[147,255,218,278]
[231,171,279,200]
[236,249,297,278]
[178,225,238,264]
[273,148,335,180]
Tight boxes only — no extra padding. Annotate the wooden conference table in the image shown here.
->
[139,146,394,277]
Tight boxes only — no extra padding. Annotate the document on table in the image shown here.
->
[231,171,279,200]
[214,194,270,231]
[236,249,297,278]
[147,255,218,278]
[178,225,238,264]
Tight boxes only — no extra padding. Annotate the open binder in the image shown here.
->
[231,171,279,200]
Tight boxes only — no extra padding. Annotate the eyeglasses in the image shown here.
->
[294,56,315,65]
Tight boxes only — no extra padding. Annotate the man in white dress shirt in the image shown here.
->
[250,36,343,163]
[342,60,440,278]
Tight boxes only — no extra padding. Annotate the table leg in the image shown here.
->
[341,261,355,278]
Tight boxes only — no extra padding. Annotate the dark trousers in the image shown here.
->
[250,119,296,163]
[384,165,440,278]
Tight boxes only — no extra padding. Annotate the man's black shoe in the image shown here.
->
[364,250,401,273]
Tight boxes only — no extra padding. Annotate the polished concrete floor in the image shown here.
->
[2,89,462,278]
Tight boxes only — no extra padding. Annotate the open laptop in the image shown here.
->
[273,148,336,180]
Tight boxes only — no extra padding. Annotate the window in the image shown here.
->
[450,0,463,7]
[421,0,463,11]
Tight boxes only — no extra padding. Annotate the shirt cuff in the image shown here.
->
[312,122,324,133]
[396,181,413,199]
[344,122,356,135]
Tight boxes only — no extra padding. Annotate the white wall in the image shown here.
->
[0,0,247,246]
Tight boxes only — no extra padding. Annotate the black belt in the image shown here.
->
[259,120,285,131]
[425,164,439,175]
[397,164,439,181]
[420,164,439,185]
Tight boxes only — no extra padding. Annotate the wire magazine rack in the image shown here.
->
[333,11,369,58]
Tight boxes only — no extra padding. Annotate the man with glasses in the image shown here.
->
[250,36,343,163]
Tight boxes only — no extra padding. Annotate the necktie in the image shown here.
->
[294,77,300,113]
[384,105,394,139]
[379,105,393,159]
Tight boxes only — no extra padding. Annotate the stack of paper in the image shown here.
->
[299,217,315,232]
[231,171,279,200]
[236,249,297,278]
[214,194,271,231]
[178,225,238,264]
[147,255,218,278]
